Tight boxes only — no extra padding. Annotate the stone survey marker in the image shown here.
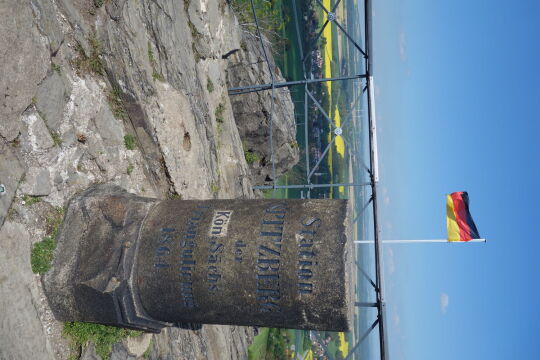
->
[44,185,353,332]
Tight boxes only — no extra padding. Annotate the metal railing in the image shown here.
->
[227,1,387,359]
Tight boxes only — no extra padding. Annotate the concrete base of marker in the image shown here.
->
[43,184,353,332]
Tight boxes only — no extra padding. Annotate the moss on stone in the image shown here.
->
[63,322,141,360]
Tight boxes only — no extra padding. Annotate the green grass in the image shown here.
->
[147,42,156,64]
[46,206,64,238]
[248,328,291,360]
[230,0,288,54]
[244,150,260,164]
[148,42,164,82]
[143,338,153,358]
[266,328,287,359]
[124,135,136,150]
[207,77,214,93]
[31,236,56,274]
[248,328,269,360]
[152,71,164,82]
[21,194,41,206]
[64,322,141,360]
[51,130,62,146]
[74,33,104,75]
[30,207,65,274]
[126,163,134,175]
[210,182,220,194]
[215,103,225,123]
[107,87,126,119]
[326,338,338,359]
[52,63,61,74]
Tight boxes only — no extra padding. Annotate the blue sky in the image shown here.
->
[371,0,540,359]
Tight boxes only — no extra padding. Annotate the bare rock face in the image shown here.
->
[226,34,300,184]
[0,223,51,359]
[0,0,49,141]
[0,142,25,228]
[0,0,300,359]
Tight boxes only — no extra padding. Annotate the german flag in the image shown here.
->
[446,192,480,242]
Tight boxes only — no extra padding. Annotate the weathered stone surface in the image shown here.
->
[93,105,124,146]
[31,0,65,55]
[0,0,49,141]
[124,333,153,357]
[150,83,214,199]
[35,71,67,130]
[44,184,353,332]
[80,342,100,360]
[20,167,52,196]
[0,141,25,228]
[0,222,53,359]
[43,184,160,330]
[21,109,55,150]
[110,342,137,360]
[137,200,351,330]
[150,325,254,360]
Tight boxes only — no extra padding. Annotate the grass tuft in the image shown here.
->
[152,71,164,82]
[124,135,136,150]
[30,206,64,274]
[74,33,103,75]
[207,77,214,93]
[244,150,260,164]
[143,338,153,359]
[51,130,62,146]
[126,163,134,175]
[107,87,126,119]
[52,63,62,74]
[64,322,141,360]
[215,103,225,124]
[22,194,42,206]
[148,42,156,64]
[31,237,56,274]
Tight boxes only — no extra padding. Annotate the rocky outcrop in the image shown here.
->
[226,33,299,184]
[0,0,298,359]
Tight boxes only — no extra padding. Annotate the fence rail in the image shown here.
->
[226,1,387,359]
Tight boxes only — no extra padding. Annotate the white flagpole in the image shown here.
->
[354,238,486,244]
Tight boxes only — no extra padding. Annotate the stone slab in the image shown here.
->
[0,141,25,228]
[44,184,353,332]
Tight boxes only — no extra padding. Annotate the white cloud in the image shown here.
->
[440,293,450,314]
[399,31,407,62]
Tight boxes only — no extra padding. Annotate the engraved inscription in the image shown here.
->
[153,227,175,269]
[209,210,233,237]
[206,211,230,294]
[296,216,321,294]
[256,203,288,313]
[178,205,210,308]
[207,239,224,294]
[234,240,246,263]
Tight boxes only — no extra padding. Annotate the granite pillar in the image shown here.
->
[44,184,353,333]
